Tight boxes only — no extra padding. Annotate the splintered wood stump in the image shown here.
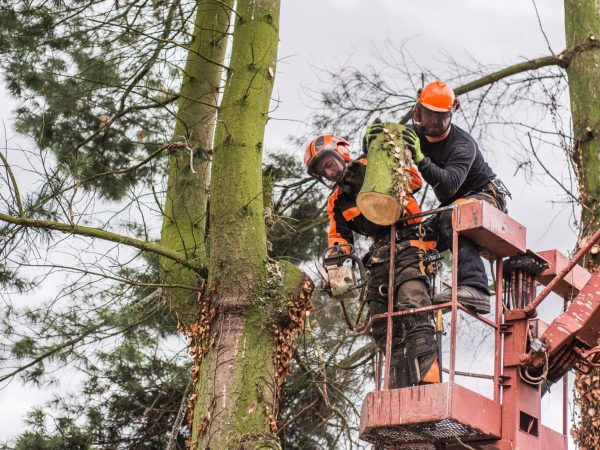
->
[357,123,412,225]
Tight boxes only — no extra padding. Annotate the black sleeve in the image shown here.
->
[417,139,476,203]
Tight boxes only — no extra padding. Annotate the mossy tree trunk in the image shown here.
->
[185,1,312,448]
[564,1,600,447]
[565,0,600,269]
[160,0,234,325]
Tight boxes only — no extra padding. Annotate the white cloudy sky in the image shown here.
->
[0,0,578,445]
[267,0,575,247]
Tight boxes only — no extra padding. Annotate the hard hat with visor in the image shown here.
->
[304,134,351,183]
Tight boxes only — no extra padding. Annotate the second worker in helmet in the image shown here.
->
[304,134,441,388]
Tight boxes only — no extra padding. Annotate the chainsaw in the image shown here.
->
[321,244,367,300]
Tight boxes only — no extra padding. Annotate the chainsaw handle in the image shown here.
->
[346,252,367,289]
[322,243,354,263]
[322,244,367,291]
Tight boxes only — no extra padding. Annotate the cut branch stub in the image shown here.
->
[357,122,412,225]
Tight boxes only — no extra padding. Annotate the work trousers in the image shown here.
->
[365,240,437,388]
[435,190,507,294]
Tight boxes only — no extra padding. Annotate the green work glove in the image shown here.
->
[362,118,385,154]
[402,127,424,164]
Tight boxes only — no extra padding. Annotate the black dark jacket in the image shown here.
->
[416,125,495,205]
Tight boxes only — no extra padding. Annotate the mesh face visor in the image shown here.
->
[418,106,452,137]
[307,150,346,182]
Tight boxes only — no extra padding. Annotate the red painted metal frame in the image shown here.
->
[360,382,502,445]
[524,226,600,316]
[364,202,509,448]
[454,200,526,257]
[499,307,567,449]
[494,257,503,403]
[528,268,600,376]
[449,208,460,383]
[371,302,499,329]
[563,297,569,438]
[537,249,591,299]
[361,202,594,449]
[369,203,511,390]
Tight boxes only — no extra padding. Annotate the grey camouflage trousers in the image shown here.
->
[365,240,438,388]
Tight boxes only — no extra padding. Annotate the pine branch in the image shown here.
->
[20,263,199,291]
[67,141,187,194]
[0,292,165,384]
[337,341,377,370]
[0,324,101,384]
[0,212,206,276]
[70,94,180,157]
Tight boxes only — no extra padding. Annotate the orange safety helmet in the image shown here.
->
[418,80,459,112]
[304,134,351,179]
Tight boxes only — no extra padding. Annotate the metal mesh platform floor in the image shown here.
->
[362,417,496,448]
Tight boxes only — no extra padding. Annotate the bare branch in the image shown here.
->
[526,132,590,210]
[0,212,205,275]
[398,38,600,124]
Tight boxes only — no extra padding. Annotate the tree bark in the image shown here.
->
[160,0,234,325]
[564,1,600,447]
[565,0,600,268]
[185,1,312,448]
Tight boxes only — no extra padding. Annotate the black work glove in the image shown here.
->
[401,127,425,164]
[361,118,385,154]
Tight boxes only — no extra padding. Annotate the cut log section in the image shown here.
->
[357,123,413,225]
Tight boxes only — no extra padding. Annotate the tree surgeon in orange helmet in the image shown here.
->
[373,80,510,314]
[304,134,441,388]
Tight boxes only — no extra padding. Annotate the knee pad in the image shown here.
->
[395,277,431,313]
[387,324,439,388]
[404,325,438,386]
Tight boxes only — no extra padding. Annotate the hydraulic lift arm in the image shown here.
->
[523,267,600,384]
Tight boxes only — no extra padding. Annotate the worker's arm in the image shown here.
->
[326,188,354,252]
[417,140,476,203]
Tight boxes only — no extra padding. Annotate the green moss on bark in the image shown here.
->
[189,262,312,448]
[208,0,281,287]
[357,122,411,225]
[565,0,600,247]
[160,0,234,325]
[191,0,286,448]
[565,1,600,447]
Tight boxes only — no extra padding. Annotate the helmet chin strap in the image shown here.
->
[316,176,341,192]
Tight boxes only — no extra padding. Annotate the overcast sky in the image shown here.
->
[267,0,574,249]
[0,0,577,445]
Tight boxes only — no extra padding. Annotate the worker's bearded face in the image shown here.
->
[314,153,346,183]
[413,104,452,138]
